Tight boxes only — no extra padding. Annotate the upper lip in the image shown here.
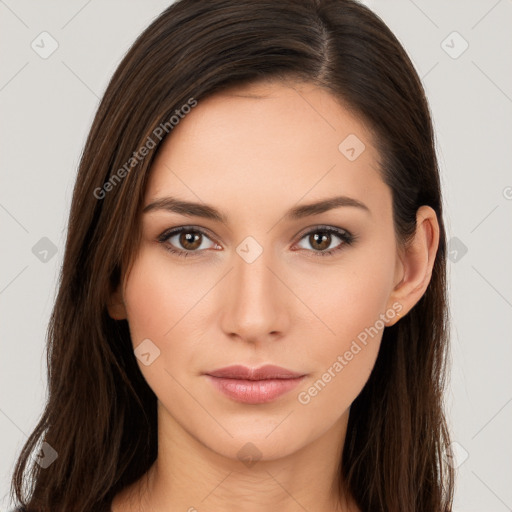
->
[205,364,305,380]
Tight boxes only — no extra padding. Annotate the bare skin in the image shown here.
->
[109,79,439,512]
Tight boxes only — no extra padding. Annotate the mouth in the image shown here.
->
[204,364,307,404]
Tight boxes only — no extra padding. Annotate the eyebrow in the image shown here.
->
[142,195,370,224]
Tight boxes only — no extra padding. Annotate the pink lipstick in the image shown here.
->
[204,364,306,404]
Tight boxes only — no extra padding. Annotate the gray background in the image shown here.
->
[1,1,511,510]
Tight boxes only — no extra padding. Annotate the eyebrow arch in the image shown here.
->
[142,195,370,224]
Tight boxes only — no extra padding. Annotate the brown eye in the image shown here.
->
[295,226,354,257]
[158,227,218,257]
[308,231,332,251]
[179,231,203,250]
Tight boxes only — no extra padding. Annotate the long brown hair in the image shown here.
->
[11,0,454,510]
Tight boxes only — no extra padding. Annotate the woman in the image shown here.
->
[10,0,454,510]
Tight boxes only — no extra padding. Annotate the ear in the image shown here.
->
[107,282,127,320]
[385,205,440,326]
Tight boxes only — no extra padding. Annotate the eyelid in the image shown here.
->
[293,223,349,240]
[157,225,218,244]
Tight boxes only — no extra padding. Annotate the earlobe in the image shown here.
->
[386,205,440,325]
[107,284,127,320]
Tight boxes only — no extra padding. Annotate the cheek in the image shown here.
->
[292,248,393,411]
[122,251,215,386]
[122,254,200,407]
[123,265,171,345]
[295,247,394,348]
[123,250,208,344]
[294,286,385,421]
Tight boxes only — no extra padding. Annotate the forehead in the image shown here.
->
[145,80,388,219]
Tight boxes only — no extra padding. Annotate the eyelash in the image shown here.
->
[157,225,356,259]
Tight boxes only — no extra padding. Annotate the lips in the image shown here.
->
[204,364,306,404]
[206,364,305,380]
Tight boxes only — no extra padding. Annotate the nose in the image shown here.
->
[219,244,290,345]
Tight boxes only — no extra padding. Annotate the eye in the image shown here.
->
[157,226,219,258]
[157,225,356,259]
[294,226,355,257]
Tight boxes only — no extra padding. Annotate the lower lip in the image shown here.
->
[205,375,305,404]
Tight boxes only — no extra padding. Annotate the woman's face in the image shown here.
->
[111,79,404,461]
